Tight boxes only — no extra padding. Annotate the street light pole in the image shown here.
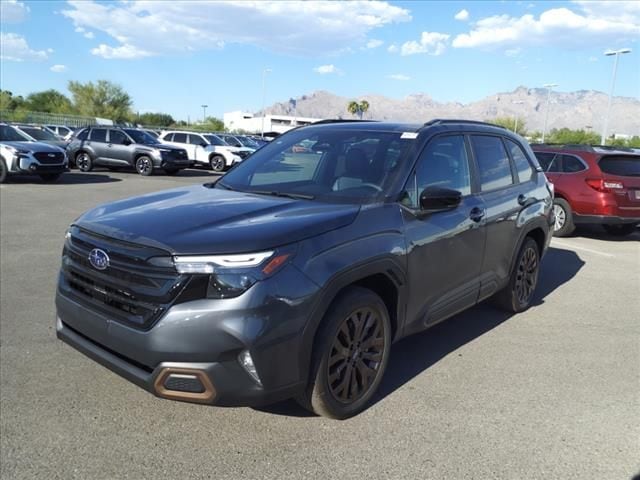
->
[512,100,524,134]
[260,68,272,138]
[601,48,631,145]
[541,83,558,143]
[201,104,208,123]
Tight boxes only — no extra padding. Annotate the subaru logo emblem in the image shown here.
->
[48,153,55,157]
[88,248,110,270]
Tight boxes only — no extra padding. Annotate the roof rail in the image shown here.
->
[531,143,635,153]
[424,119,508,130]
[313,119,378,125]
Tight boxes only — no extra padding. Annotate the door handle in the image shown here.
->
[469,207,485,223]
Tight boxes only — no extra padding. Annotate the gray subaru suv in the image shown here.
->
[67,127,191,175]
[56,119,554,418]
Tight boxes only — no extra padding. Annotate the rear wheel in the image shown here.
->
[75,152,93,172]
[209,155,226,172]
[0,157,7,183]
[494,237,540,313]
[135,155,154,176]
[39,173,62,182]
[552,198,575,237]
[297,286,391,419]
[602,224,637,236]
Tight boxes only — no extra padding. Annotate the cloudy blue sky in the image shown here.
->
[1,0,639,120]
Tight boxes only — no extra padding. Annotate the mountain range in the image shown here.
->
[264,87,640,135]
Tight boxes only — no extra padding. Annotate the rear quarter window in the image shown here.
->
[598,155,640,177]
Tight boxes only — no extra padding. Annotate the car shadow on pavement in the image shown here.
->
[254,246,585,418]
[574,225,640,242]
[3,172,121,185]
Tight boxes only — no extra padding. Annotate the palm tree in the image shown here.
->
[347,100,370,120]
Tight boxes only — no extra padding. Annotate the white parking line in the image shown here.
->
[551,239,615,258]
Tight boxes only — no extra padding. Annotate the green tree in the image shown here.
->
[187,117,225,132]
[0,90,25,111]
[347,100,370,119]
[489,116,527,136]
[68,80,133,122]
[24,89,73,113]
[546,128,600,145]
[137,112,175,127]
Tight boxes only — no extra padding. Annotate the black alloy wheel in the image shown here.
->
[135,155,154,176]
[494,237,540,313]
[327,307,385,404]
[75,152,92,172]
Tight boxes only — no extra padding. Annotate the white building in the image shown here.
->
[223,111,322,134]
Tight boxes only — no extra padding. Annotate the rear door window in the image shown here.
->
[90,129,107,143]
[470,135,514,191]
[506,139,534,183]
[598,155,640,177]
[560,155,586,173]
[173,133,187,143]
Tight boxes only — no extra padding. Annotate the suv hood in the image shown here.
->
[74,184,360,255]
[1,141,64,153]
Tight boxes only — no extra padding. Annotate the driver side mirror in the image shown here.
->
[419,186,462,212]
[200,142,208,148]
[122,138,132,146]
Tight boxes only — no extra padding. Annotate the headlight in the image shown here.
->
[172,248,294,299]
[6,145,30,156]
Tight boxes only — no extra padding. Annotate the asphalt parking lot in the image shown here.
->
[1,170,638,480]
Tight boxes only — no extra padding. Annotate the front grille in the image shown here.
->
[164,149,189,161]
[34,151,65,164]
[59,227,187,330]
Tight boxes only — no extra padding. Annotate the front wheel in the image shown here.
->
[135,156,154,176]
[493,237,540,313]
[297,286,391,419]
[75,152,93,172]
[0,157,7,183]
[602,224,637,236]
[209,155,226,172]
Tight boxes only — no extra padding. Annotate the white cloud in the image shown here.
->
[505,47,521,57]
[91,43,152,59]
[84,31,95,39]
[454,9,469,21]
[0,0,29,23]
[313,64,341,75]
[400,32,450,56]
[387,44,398,53]
[50,64,67,73]
[387,74,411,81]
[366,39,384,49]
[453,4,640,50]
[74,26,95,39]
[0,33,49,61]
[62,0,411,59]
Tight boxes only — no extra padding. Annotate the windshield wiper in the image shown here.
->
[249,190,315,200]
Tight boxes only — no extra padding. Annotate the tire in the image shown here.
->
[209,155,226,173]
[552,198,575,237]
[296,286,392,419]
[494,237,540,313]
[39,173,62,182]
[135,155,154,176]
[164,168,180,175]
[0,157,7,183]
[602,224,637,236]
[75,152,93,172]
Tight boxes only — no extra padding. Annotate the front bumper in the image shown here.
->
[15,154,67,174]
[55,264,319,406]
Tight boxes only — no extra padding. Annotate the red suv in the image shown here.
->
[531,145,640,237]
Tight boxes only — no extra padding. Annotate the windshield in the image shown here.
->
[123,129,160,144]
[0,125,31,142]
[20,127,59,141]
[218,127,416,204]
[237,135,259,148]
[204,134,226,146]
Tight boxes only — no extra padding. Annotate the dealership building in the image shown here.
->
[223,111,322,134]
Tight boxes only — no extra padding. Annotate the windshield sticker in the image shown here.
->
[400,132,418,139]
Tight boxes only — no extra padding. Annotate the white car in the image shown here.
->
[159,131,253,172]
